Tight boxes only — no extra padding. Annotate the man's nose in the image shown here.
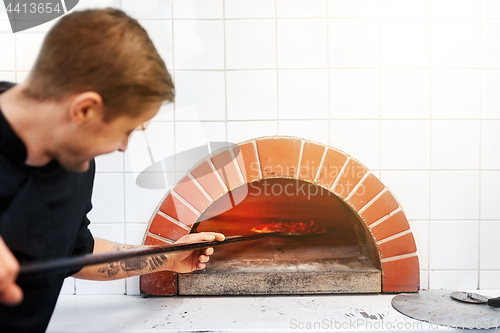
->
[118,136,129,152]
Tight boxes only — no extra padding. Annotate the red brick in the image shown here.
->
[234,143,261,182]
[298,142,325,182]
[361,191,399,225]
[333,159,367,199]
[378,233,417,259]
[370,210,410,241]
[382,256,420,292]
[191,161,227,201]
[315,148,348,189]
[212,149,244,190]
[256,138,302,178]
[159,193,199,226]
[173,175,211,213]
[148,214,189,241]
[348,174,385,211]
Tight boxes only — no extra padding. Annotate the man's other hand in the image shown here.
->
[167,232,225,273]
[0,236,22,306]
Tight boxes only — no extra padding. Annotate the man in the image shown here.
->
[0,8,224,332]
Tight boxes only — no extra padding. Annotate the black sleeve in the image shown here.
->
[66,204,95,277]
[66,161,96,277]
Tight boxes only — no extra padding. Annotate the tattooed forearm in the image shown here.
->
[120,258,148,271]
[96,246,169,279]
[97,261,120,278]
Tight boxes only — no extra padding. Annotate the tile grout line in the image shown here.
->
[124,17,491,21]
[120,0,126,296]
[427,0,432,289]
[376,229,412,245]
[274,0,279,135]
[380,252,417,263]
[252,140,263,179]
[358,187,388,214]
[207,158,228,192]
[222,0,228,145]
[478,0,482,290]
[378,0,382,177]
[171,191,201,215]
[147,232,176,244]
[187,173,214,202]
[368,207,402,230]
[330,157,350,192]
[170,0,178,191]
[296,139,305,178]
[156,67,500,71]
[326,0,331,147]
[313,146,328,183]
[345,172,370,201]
[229,147,245,184]
[157,211,190,231]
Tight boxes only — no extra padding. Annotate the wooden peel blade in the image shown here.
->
[19,231,303,276]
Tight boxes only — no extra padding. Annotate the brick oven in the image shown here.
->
[140,136,419,296]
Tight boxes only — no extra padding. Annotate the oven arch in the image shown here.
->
[140,136,419,296]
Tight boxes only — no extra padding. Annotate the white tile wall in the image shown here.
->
[279,120,329,145]
[329,19,379,68]
[380,19,429,68]
[380,120,430,170]
[430,171,479,220]
[381,70,430,119]
[277,19,327,68]
[2,0,500,294]
[173,20,224,70]
[430,19,480,68]
[278,70,328,119]
[431,70,480,119]
[481,121,500,168]
[429,270,478,290]
[173,0,223,19]
[430,0,480,18]
[482,0,500,18]
[0,35,15,70]
[330,69,379,119]
[328,0,379,17]
[431,120,480,169]
[380,171,430,220]
[480,221,500,270]
[225,0,274,18]
[482,70,500,119]
[429,221,479,270]
[226,70,277,120]
[225,20,275,69]
[276,0,326,18]
[331,120,380,170]
[380,0,429,18]
[481,171,500,220]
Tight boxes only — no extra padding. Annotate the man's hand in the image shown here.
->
[167,232,225,273]
[0,236,22,306]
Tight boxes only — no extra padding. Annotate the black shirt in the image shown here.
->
[0,82,95,332]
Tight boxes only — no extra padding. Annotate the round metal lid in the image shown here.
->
[392,289,500,330]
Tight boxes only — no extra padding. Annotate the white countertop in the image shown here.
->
[46,291,500,332]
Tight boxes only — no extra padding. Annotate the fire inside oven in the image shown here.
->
[179,178,382,295]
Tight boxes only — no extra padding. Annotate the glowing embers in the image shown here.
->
[250,220,327,234]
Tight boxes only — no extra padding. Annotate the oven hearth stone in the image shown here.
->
[178,238,381,295]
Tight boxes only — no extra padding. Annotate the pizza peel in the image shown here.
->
[18,231,302,276]
[392,289,500,329]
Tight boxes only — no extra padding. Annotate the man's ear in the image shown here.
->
[68,92,104,125]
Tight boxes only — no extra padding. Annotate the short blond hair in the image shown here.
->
[24,8,174,120]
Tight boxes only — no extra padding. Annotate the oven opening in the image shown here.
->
[179,178,382,295]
